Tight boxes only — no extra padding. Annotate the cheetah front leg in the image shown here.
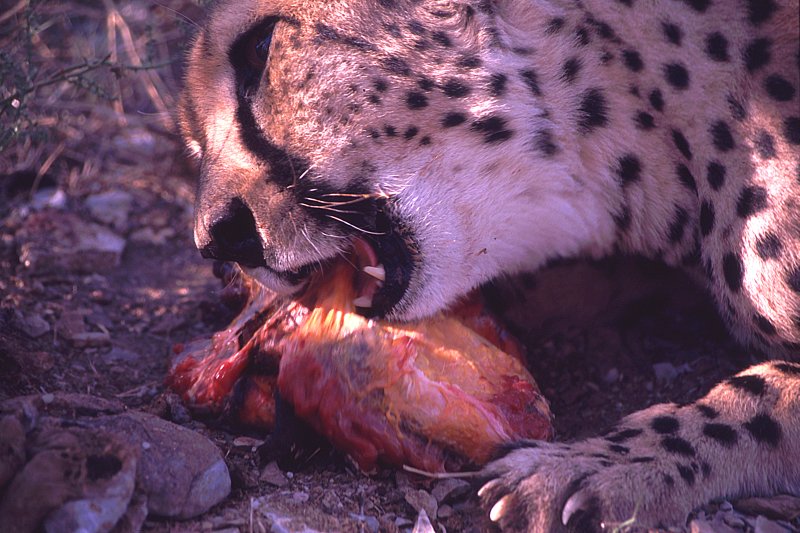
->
[480,362,800,532]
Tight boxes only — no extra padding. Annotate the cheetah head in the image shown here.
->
[180,0,613,319]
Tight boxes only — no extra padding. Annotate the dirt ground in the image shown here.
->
[1,2,798,532]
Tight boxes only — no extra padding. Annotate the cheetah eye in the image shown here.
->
[229,17,279,95]
[245,24,276,70]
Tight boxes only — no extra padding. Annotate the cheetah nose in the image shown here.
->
[199,198,267,269]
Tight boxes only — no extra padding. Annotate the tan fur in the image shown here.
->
[180,0,800,529]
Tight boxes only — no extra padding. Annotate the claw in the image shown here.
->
[490,494,511,522]
[562,489,592,526]
[477,478,499,499]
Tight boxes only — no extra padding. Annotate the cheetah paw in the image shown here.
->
[479,440,691,532]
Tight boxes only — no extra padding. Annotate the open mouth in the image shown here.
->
[243,230,414,319]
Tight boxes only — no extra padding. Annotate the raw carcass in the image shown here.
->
[168,258,552,472]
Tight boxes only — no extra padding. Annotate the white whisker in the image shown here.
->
[325,215,387,235]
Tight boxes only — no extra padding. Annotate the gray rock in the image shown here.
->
[431,478,471,504]
[84,190,134,231]
[90,411,230,519]
[43,437,137,533]
[17,212,125,275]
[404,490,437,523]
[11,310,50,338]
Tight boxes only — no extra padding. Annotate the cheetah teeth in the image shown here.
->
[362,264,386,282]
[353,295,373,308]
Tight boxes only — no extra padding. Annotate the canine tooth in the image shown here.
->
[362,264,386,282]
[353,296,373,308]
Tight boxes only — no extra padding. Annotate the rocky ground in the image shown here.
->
[1,1,798,532]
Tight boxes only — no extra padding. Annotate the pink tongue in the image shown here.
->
[351,238,381,300]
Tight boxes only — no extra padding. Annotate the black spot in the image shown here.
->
[577,88,609,133]
[367,94,381,105]
[677,464,695,485]
[520,69,542,96]
[651,416,680,434]
[672,130,693,160]
[664,63,690,89]
[407,20,426,36]
[756,232,782,259]
[456,55,482,69]
[736,186,769,218]
[764,75,795,101]
[668,207,689,243]
[546,17,565,34]
[630,456,655,463]
[662,22,682,45]
[403,126,419,140]
[471,115,514,143]
[727,374,766,395]
[728,95,747,120]
[562,57,582,83]
[608,444,630,454]
[662,437,695,457]
[754,314,777,335]
[783,117,800,145]
[635,112,656,130]
[589,19,616,40]
[744,38,772,72]
[616,155,642,185]
[679,0,710,12]
[431,30,452,47]
[705,33,730,62]
[367,128,380,139]
[710,121,735,151]
[383,125,397,137]
[663,474,675,486]
[701,462,712,477]
[373,79,388,92]
[787,267,800,292]
[754,131,777,159]
[533,129,559,157]
[700,201,715,236]
[677,164,697,192]
[622,50,644,72]
[617,0,633,6]
[707,161,726,190]
[697,404,719,419]
[575,27,590,46]
[405,90,428,109]
[747,0,778,25]
[722,252,744,292]
[614,206,632,231]
[417,77,435,91]
[382,56,412,76]
[489,73,508,97]
[774,362,800,375]
[419,135,431,146]
[744,413,782,447]
[607,428,643,443]
[703,423,738,446]
[442,112,467,128]
[442,79,471,98]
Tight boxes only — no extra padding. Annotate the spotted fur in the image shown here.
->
[180,0,800,530]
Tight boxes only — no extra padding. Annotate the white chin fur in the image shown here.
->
[243,266,306,295]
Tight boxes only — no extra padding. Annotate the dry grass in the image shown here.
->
[0,0,207,199]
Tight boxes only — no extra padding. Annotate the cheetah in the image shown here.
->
[179,0,800,530]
